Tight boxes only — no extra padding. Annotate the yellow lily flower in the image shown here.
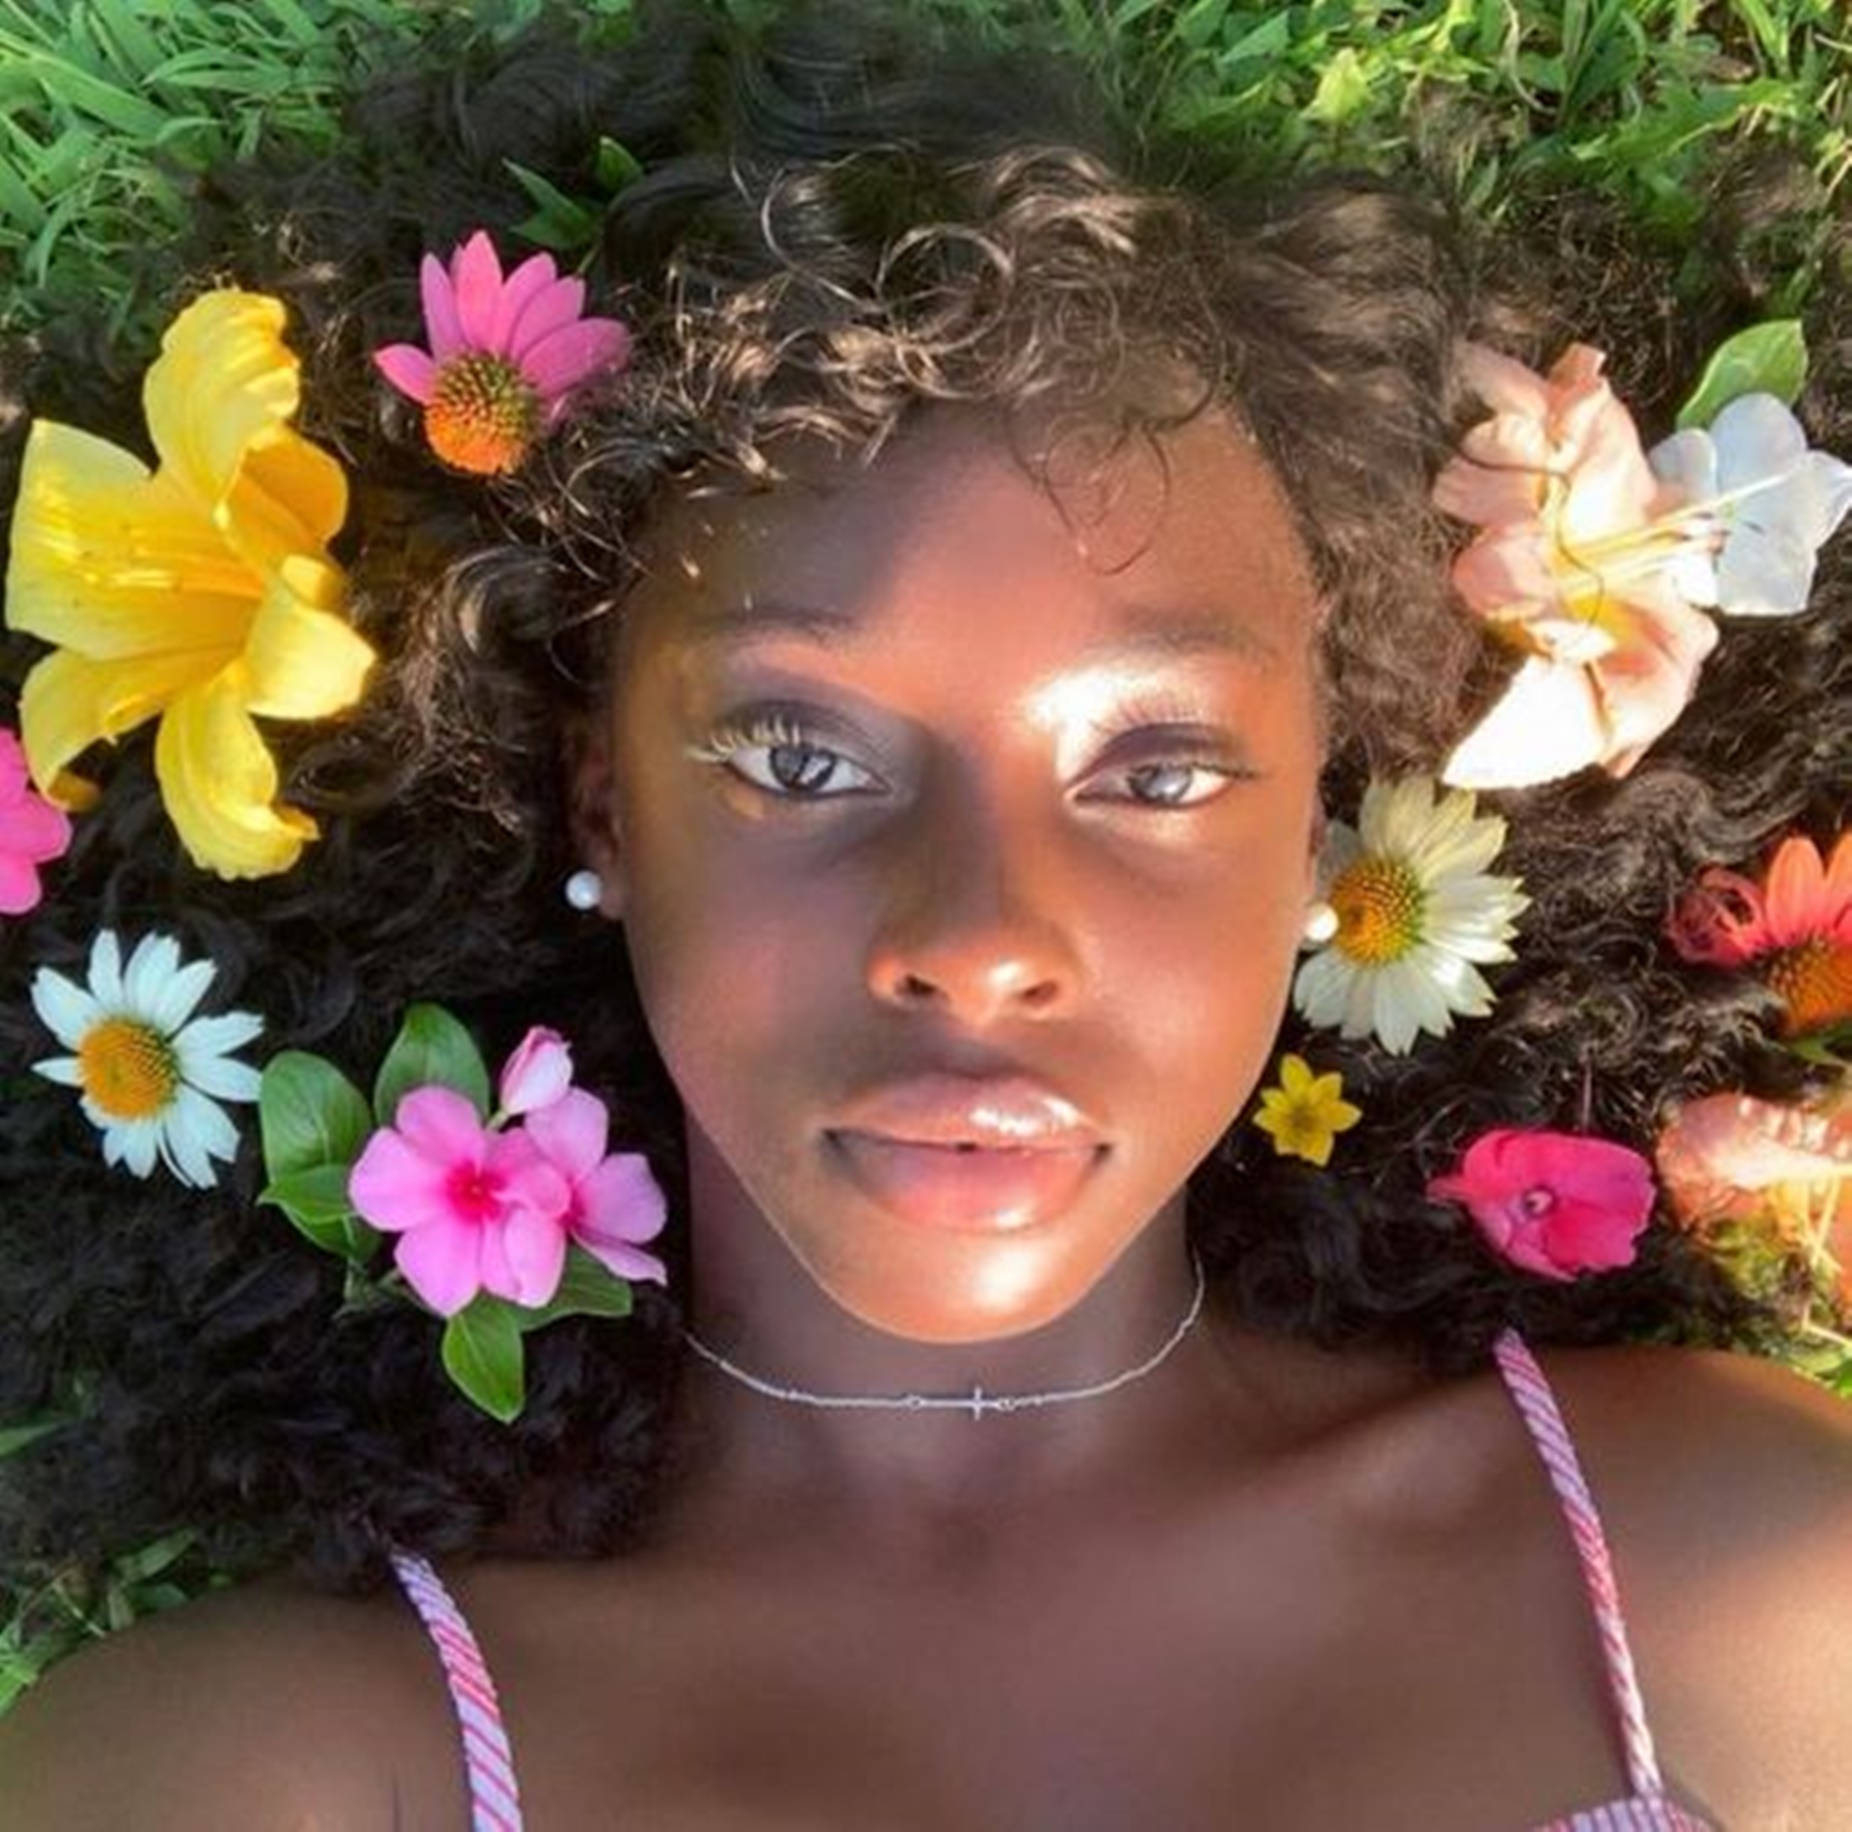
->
[5,291,375,878]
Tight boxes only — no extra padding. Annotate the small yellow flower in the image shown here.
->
[1253,1053,1362,1168]
[5,291,375,879]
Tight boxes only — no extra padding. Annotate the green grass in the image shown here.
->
[1,2,1849,340]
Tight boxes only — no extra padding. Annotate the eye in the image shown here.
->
[689,711,883,800]
[1085,758,1244,808]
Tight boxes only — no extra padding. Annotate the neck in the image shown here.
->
[664,1145,1223,1538]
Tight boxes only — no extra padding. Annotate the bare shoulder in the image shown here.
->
[1524,1340,1852,1824]
[0,1570,464,1831]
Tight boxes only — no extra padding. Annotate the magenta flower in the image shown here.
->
[525,1088,669,1286]
[349,1086,573,1315]
[373,230,632,476]
[1426,1126,1655,1282]
[498,1025,574,1117]
[0,725,72,914]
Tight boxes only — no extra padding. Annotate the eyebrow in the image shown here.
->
[683,599,1282,665]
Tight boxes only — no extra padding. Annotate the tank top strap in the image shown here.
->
[1490,1328,1664,1799]
[389,1548,528,1832]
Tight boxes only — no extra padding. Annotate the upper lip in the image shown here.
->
[829,1073,1102,1150]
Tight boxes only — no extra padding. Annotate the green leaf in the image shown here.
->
[503,157,599,252]
[259,1164,380,1264]
[593,134,642,194]
[259,1050,372,1181]
[1675,321,1808,429]
[0,1415,70,1459]
[512,1245,636,1332]
[1305,48,1372,126]
[373,1004,491,1128]
[441,1300,527,1423]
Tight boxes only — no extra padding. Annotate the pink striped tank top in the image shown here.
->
[388,1329,1712,1831]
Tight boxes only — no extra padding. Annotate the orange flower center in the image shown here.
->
[1768,939,1852,1037]
[1328,856,1425,966]
[425,353,542,476]
[77,1017,179,1120]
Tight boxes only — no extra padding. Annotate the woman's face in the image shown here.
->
[584,405,1324,1343]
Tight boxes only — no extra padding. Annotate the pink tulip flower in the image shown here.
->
[373,230,632,475]
[349,1086,573,1315]
[524,1088,669,1286]
[1427,1126,1655,1282]
[0,725,72,914]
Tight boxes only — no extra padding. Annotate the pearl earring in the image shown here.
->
[564,868,604,912]
[1303,900,1339,944]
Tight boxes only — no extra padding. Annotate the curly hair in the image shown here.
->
[3,0,1848,1615]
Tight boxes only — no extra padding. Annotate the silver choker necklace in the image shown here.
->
[680,1254,1206,1421]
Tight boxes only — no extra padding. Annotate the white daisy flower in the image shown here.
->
[30,930,264,1189]
[1293,776,1529,1055]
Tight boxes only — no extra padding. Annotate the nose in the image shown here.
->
[863,786,1084,1027]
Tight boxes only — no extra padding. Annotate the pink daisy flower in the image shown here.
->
[524,1087,669,1286]
[349,1085,573,1316]
[373,231,632,476]
[0,725,72,915]
[1666,832,1852,1037]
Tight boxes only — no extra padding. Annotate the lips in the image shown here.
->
[826,1073,1104,1232]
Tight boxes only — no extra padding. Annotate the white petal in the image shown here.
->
[1314,823,1361,896]
[30,968,102,1050]
[1710,394,1808,494]
[176,1048,262,1103]
[1442,659,1606,791]
[89,931,125,1009]
[1715,519,1819,617]
[162,1087,236,1188]
[146,957,216,1034]
[1342,962,1380,1040]
[1367,966,1423,1055]
[1648,426,1719,502]
[122,934,182,1019]
[32,1056,83,1087]
[1293,949,1354,1027]
[115,1119,161,1179]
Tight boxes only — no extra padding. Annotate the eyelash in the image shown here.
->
[689,703,1253,808]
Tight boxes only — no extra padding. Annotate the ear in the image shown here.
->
[564,707,628,921]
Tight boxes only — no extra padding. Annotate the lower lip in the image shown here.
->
[825,1132,1103,1233]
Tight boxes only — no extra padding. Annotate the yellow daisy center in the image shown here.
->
[1328,855,1426,966]
[425,353,542,476]
[1768,939,1852,1037]
[77,1017,179,1120]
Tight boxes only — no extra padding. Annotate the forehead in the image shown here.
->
[621,403,1317,662]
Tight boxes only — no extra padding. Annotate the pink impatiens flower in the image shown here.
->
[1427,1126,1656,1282]
[498,1024,574,1117]
[373,231,632,476]
[349,1085,573,1315]
[1433,342,1719,789]
[0,725,72,914]
[525,1088,669,1286]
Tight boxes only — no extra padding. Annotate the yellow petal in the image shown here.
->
[240,562,376,721]
[143,291,348,566]
[154,672,318,879]
[20,645,228,802]
[5,422,260,656]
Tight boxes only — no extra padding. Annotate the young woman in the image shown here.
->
[4,4,1852,1826]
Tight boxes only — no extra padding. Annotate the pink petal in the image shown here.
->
[572,1152,668,1250]
[1433,457,1549,531]
[1540,1199,1646,1275]
[474,1219,520,1304]
[1457,342,1556,421]
[349,1128,459,1235]
[3,794,71,864]
[500,1206,569,1307]
[498,1026,575,1117]
[449,231,507,351]
[486,1129,572,1223]
[419,252,465,362]
[489,252,562,355]
[394,1222,483,1317]
[392,1085,490,1162]
[374,343,438,405]
[0,730,27,799]
[579,1236,669,1286]
[523,1087,610,1182]
[0,853,46,915]
[1589,592,1718,776]
[519,318,632,401]
[506,275,586,360]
